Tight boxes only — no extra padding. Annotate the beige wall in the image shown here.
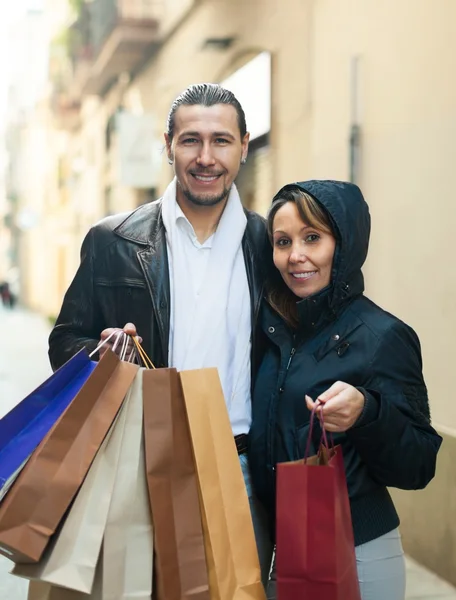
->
[308,0,456,434]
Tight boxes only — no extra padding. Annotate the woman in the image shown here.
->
[248,180,442,600]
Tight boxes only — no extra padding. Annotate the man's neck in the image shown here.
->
[176,191,229,244]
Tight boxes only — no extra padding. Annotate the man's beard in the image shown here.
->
[178,178,231,207]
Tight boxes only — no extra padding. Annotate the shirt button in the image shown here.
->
[279,387,284,393]
[268,326,275,334]
[332,334,340,341]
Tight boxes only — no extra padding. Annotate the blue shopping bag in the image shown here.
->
[0,349,96,492]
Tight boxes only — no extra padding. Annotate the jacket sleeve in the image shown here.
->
[48,228,104,371]
[346,319,442,490]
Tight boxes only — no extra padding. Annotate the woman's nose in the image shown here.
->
[289,247,306,263]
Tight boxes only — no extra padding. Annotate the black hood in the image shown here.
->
[272,179,371,330]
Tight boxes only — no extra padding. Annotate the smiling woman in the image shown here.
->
[266,187,336,327]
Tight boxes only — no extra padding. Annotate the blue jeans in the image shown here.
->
[239,453,274,588]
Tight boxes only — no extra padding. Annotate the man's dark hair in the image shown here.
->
[166,83,247,141]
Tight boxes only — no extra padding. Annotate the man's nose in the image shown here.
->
[196,143,216,166]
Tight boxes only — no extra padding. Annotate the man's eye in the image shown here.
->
[215,138,229,144]
[305,233,320,243]
[182,138,198,144]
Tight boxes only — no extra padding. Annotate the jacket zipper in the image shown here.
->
[270,345,296,474]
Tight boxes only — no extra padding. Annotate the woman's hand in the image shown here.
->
[305,381,365,432]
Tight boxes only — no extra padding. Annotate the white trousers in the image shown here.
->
[356,528,406,600]
[267,528,406,600]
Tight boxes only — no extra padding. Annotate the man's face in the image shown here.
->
[165,104,249,207]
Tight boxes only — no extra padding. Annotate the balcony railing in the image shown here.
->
[58,0,195,99]
[89,0,163,58]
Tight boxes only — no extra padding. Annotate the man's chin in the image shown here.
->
[183,187,230,207]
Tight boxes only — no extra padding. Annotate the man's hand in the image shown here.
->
[305,381,365,432]
[98,322,142,361]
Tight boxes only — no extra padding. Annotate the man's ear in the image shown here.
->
[164,132,173,162]
[241,132,250,163]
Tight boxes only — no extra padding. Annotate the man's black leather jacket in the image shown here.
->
[48,199,271,378]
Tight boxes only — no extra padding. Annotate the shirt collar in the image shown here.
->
[175,202,213,249]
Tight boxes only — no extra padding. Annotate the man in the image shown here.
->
[48,83,273,584]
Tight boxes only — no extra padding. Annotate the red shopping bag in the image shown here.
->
[276,407,361,600]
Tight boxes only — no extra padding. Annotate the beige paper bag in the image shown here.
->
[180,368,266,600]
[27,556,102,600]
[13,396,130,592]
[101,369,153,600]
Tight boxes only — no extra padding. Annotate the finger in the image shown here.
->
[305,395,317,411]
[320,392,352,416]
[100,327,120,341]
[317,381,349,403]
[123,322,138,336]
[321,420,344,433]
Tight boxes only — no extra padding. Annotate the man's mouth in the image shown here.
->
[191,173,222,183]
[290,271,317,280]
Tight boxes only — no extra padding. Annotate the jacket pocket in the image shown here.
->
[94,277,146,288]
[313,321,363,362]
[94,278,150,325]
[294,423,314,459]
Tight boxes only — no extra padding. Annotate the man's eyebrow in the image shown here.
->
[177,131,201,138]
[213,131,236,140]
[177,130,236,140]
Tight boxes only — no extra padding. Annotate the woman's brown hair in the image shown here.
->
[266,187,334,328]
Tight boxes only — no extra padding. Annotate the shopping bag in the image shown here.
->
[0,349,96,496]
[0,350,138,563]
[180,368,266,600]
[275,408,361,600]
[11,401,129,592]
[27,558,102,600]
[143,368,209,600]
[101,368,154,600]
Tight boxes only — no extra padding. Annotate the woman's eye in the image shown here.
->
[275,238,290,247]
[305,233,320,243]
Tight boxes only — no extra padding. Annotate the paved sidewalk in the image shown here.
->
[0,306,455,599]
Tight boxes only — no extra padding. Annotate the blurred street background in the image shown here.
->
[0,0,455,596]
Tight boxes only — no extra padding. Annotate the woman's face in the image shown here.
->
[272,201,336,299]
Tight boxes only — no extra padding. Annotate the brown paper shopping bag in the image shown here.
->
[101,369,154,600]
[180,369,266,600]
[0,351,138,563]
[12,399,130,592]
[143,369,209,600]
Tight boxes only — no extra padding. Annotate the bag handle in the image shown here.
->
[89,331,155,368]
[304,401,335,463]
[132,336,156,369]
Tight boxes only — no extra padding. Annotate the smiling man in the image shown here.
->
[48,83,273,586]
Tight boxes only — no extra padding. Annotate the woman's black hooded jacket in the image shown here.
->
[248,180,442,547]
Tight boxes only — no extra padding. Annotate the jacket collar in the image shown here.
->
[113,199,163,246]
